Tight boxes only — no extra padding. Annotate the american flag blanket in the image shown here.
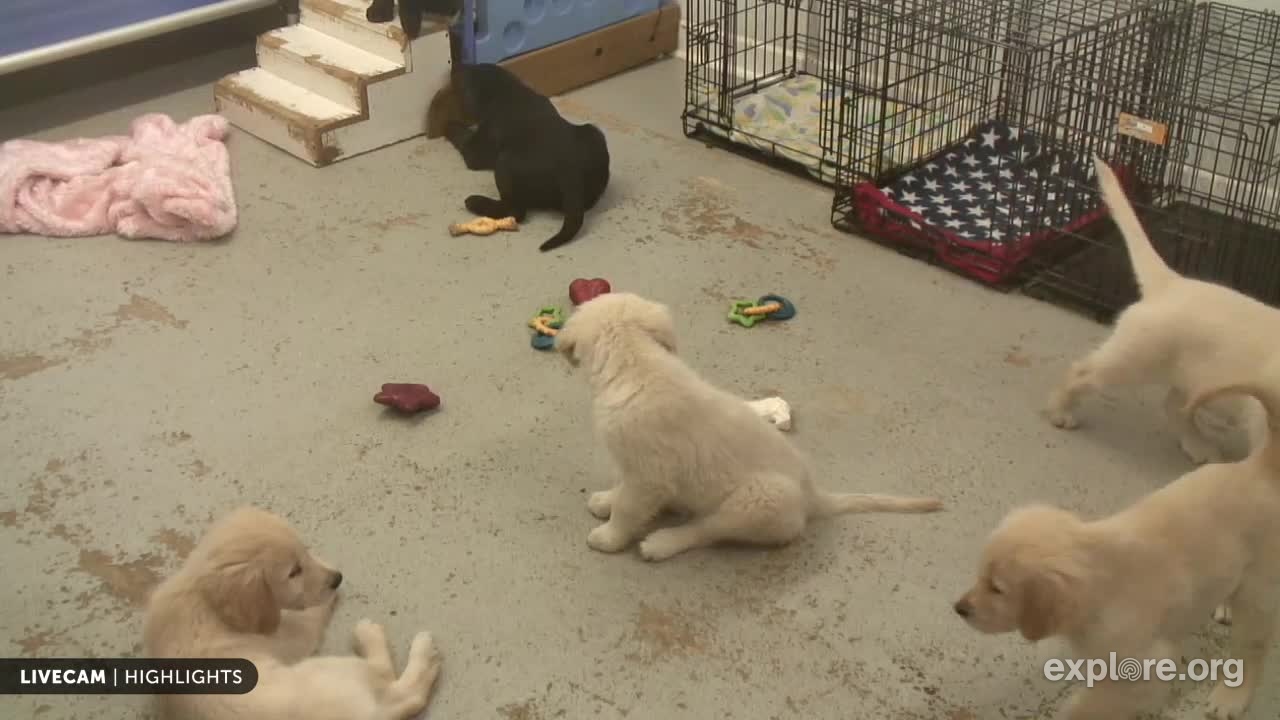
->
[851,120,1124,284]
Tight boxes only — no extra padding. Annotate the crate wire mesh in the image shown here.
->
[833,0,1007,185]
[829,0,1192,285]
[682,0,906,184]
[1025,2,1280,318]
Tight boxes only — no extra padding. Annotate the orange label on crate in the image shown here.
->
[1117,112,1168,145]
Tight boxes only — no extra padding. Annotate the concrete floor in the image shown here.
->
[2,44,1277,720]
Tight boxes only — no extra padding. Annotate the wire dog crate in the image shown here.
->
[683,0,949,184]
[1024,2,1280,319]
[830,0,1191,285]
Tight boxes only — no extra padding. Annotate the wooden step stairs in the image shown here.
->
[214,0,451,166]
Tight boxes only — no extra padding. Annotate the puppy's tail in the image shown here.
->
[811,492,944,518]
[1187,381,1280,465]
[1092,155,1176,296]
[540,168,586,252]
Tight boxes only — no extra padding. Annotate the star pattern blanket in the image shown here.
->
[851,120,1120,284]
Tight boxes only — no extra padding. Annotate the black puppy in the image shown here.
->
[365,0,460,39]
[446,64,610,252]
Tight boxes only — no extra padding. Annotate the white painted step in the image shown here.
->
[216,2,453,167]
[257,24,404,109]
[215,67,360,165]
[299,0,413,68]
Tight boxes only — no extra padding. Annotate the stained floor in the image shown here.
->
[2,43,1277,720]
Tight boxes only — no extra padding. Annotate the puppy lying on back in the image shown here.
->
[365,0,460,38]
[1046,157,1273,465]
[143,507,442,720]
[447,63,610,252]
[955,380,1280,720]
[556,292,943,561]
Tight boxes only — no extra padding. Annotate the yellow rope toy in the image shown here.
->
[528,315,559,337]
[449,216,519,237]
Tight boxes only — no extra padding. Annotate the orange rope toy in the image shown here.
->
[449,216,519,237]
[740,301,783,317]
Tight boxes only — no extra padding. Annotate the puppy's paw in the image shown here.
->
[1180,435,1225,465]
[638,529,694,562]
[1213,604,1233,626]
[465,195,506,217]
[352,619,387,656]
[410,631,440,666]
[587,524,630,553]
[402,632,442,703]
[1206,681,1253,719]
[1046,407,1079,430]
[746,397,792,431]
[587,491,613,519]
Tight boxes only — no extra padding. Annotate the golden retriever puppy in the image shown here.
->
[1046,157,1271,465]
[143,507,442,720]
[555,292,943,561]
[954,381,1280,720]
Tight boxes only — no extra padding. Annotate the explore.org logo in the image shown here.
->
[1044,653,1242,689]
[0,658,257,695]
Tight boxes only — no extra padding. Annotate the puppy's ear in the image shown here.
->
[198,560,280,635]
[636,301,677,353]
[1017,571,1070,642]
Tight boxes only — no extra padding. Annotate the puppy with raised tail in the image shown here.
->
[143,507,443,720]
[555,292,943,561]
[1046,156,1274,465]
[955,380,1280,719]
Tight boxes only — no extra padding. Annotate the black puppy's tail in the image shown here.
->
[399,0,422,38]
[540,168,585,252]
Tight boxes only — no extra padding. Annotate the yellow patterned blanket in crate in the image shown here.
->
[690,75,952,183]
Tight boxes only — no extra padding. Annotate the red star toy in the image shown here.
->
[373,383,441,414]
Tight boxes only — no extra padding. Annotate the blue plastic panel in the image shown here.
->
[457,0,660,64]
[0,0,239,58]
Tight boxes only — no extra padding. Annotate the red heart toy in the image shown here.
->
[569,278,611,306]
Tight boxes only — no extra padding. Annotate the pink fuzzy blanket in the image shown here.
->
[0,113,237,242]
